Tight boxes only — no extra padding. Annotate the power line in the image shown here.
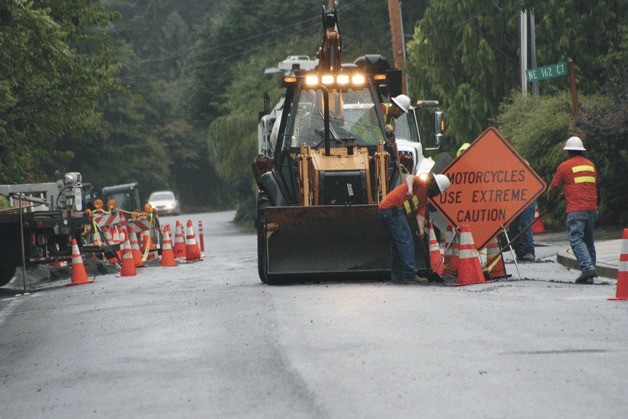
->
[128,0,369,66]
[119,0,377,81]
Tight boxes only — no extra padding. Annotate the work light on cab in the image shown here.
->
[351,74,365,85]
[321,74,334,85]
[305,75,318,86]
[336,74,350,85]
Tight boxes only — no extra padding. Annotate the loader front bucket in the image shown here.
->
[261,205,391,282]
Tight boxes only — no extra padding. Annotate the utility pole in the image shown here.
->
[520,10,528,96]
[388,0,407,94]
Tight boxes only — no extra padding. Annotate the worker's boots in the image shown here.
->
[575,269,597,284]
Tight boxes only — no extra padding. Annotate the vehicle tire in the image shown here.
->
[257,226,268,283]
[256,192,271,283]
[0,265,17,287]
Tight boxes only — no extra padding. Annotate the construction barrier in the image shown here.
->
[484,237,508,279]
[173,220,185,258]
[82,207,162,265]
[531,206,547,234]
[119,239,137,277]
[160,226,177,267]
[185,220,202,262]
[67,239,94,286]
[454,225,486,286]
[198,220,205,253]
[128,227,146,268]
[609,228,628,301]
[428,223,444,276]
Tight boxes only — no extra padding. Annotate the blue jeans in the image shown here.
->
[379,207,416,280]
[566,211,598,272]
[509,202,536,258]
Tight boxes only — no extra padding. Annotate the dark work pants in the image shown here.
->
[379,207,416,280]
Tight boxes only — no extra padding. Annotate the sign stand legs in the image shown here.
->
[501,224,522,280]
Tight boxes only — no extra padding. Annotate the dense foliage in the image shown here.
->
[407,0,625,149]
[0,0,120,182]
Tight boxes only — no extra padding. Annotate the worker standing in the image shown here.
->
[547,136,599,284]
[378,173,451,284]
[383,94,411,136]
[349,94,410,145]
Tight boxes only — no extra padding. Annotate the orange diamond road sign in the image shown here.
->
[430,127,546,250]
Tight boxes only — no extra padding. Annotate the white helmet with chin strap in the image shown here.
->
[563,136,586,151]
[391,94,411,113]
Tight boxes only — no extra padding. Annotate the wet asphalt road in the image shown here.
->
[1,211,627,418]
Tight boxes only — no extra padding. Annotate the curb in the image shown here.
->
[556,247,618,279]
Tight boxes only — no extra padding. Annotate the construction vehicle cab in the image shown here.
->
[101,183,142,213]
[253,6,445,284]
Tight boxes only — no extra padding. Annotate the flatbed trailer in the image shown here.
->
[0,173,88,286]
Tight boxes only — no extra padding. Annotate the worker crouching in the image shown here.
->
[378,173,451,284]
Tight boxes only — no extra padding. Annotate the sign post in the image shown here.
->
[430,127,546,250]
[525,60,579,118]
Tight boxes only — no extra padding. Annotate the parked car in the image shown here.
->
[148,191,180,216]
[278,55,318,71]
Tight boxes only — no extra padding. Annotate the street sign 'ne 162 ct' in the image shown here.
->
[430,127,546,250]
[526,62,568,82]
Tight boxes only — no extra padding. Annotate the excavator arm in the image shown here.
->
[317,5,342,72]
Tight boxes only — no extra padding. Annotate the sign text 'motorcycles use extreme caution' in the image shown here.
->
[430,127,547,250]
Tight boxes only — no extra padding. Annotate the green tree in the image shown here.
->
[0,0,120,183]
[406,0,521,148]
[406,0,626,150]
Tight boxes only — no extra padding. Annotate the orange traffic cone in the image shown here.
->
[444,225,459,276]
[129,227,145,267]
[67,239,94,286]
[185,220,202,262]
[198,220,205,253]
[609,228,628,301]
[140,229,150,252]
[485,237,508,279]
[161,227,177,267]
[119,239,137,277]
[531,206,547,234]
[112,225,121,244]
[454,225,486,286]
[428,223,444,275]
[173,220,186,258]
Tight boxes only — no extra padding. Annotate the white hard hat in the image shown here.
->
[391,94,411,113]
[434,174,451,194]
[563,136,586,151]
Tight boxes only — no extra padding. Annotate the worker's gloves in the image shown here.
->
[385,124,394,135]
